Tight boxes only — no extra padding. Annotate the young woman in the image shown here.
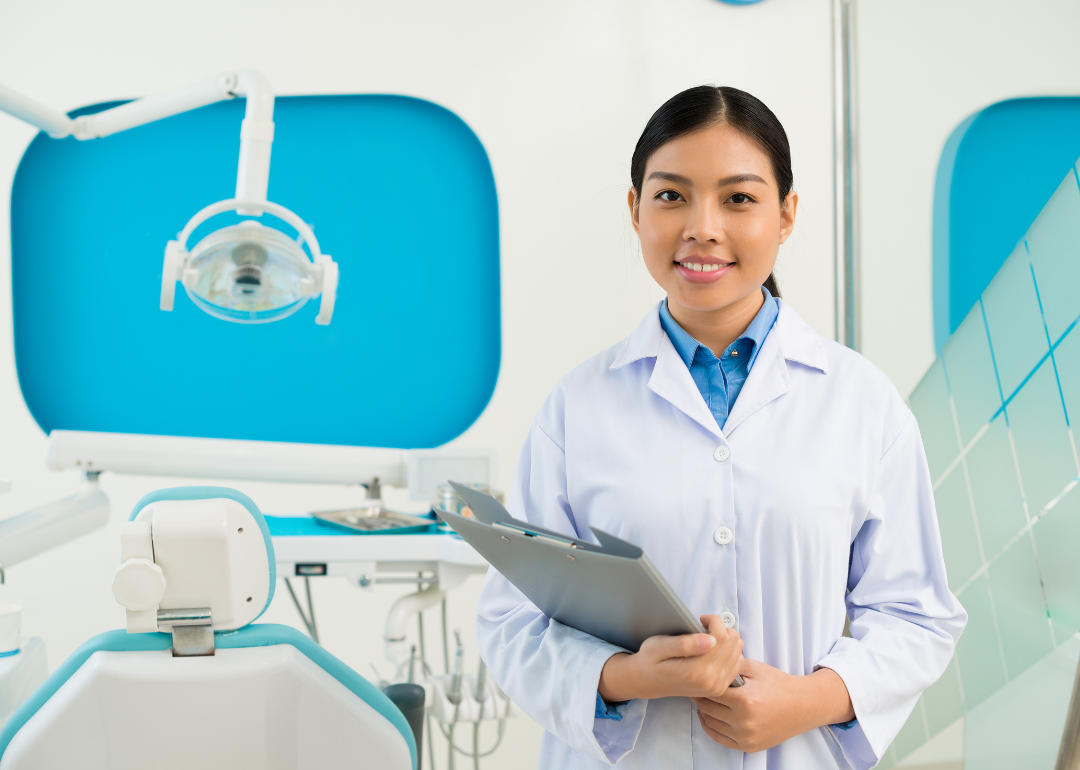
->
[476,86,966,770]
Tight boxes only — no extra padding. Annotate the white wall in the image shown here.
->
[0,1,835,767]
[855,0,1080,398]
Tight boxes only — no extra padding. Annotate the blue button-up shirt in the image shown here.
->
[595,286,779,721]
[658,286,779,431]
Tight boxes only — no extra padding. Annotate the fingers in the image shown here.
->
[697,710,740,750]
[690,696,731,720]
[643,632,716,661]
[701,615,734,642]
[701,616,743,654]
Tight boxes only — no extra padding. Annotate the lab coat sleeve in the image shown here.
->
[814,412,968,770]
[476,418,648,764]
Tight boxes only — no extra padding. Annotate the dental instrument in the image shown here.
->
[449,630,464,707]
[0,72,338,325]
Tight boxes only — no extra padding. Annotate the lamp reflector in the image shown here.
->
[183,221,316,324]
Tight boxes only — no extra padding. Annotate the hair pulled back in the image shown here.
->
[630,85,791,298]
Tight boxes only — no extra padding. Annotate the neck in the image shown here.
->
[667,289,765,357]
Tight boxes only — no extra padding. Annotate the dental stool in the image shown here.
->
[0,487,416,770]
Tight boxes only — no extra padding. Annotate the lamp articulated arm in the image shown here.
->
[0,71,275,213]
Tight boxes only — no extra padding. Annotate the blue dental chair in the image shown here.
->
[0,487,416,770]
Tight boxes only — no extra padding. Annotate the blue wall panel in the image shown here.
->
[11,95,500,448]
[934,97,1080,352]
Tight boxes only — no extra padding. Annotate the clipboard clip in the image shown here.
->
[491,521,579,548]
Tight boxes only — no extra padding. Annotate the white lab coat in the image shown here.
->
[476,300,967,769]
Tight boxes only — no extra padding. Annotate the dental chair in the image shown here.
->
[0,487,417,770]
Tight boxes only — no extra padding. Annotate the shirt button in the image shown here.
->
[720,611,737,628]
[713,526,733,545]
[713,445,730,462]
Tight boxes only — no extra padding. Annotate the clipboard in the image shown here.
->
[440,481,743,687]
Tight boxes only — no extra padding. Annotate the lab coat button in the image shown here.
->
[713,445,731,462]
[713,526,733,545]
[720,611,736,628]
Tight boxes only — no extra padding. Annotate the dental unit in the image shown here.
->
[0,71,338,325]
[0,68,508,769]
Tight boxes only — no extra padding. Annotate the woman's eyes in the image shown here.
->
[653,190,756,205]
[652,190,756,203]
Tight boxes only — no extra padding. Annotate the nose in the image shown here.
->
[683,198,725,244]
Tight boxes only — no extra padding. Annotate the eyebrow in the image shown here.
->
[646,171,768,187]
[717,173,767,186]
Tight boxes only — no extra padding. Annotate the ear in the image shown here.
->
[628,187,641,235]
[778,190,798,245]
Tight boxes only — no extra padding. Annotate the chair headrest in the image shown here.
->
[119,487,276,632]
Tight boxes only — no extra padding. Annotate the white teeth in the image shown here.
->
[679,261,727,272]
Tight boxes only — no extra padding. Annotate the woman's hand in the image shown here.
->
[598,615,743,702]
[691,660,854,753]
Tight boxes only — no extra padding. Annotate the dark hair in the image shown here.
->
[630,85,791,299]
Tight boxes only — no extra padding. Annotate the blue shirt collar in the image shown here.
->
[659,286,778,368]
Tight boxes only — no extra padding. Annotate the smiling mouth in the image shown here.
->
[675,261,731,273]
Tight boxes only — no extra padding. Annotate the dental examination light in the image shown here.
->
[0,71,338,324]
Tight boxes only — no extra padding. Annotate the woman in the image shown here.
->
[476,86,966,769]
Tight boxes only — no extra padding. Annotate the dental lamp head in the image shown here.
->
[161,200,338,325]
[0,70,338,325]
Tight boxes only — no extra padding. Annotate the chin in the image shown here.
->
[669,286,736,313]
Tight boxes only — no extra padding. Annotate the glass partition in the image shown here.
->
[894,160,1080,768]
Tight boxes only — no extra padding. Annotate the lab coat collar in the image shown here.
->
[772,299,829,375]
[610,299,827,374]
[610,300,828,438]
[609,303,667,370]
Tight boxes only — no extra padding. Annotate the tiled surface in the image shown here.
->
[964,416,1024,557]
[921,657,964,735]
[953,575,1006,711]
[980,243,1050,399]
[891,698,930,759]
[1026,168,1080,344]
[942,303,1002,446]
[900,160,1080,765]
[1007,359,1076,515]
[986,537,1054,678]
[1052,324,1080,427]
[1032,485,1080,640]
[934,468,982,592]
[909,359,961,480]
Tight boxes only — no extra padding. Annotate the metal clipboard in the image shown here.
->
[440,482,743,686]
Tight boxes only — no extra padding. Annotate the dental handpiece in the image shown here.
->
[474,658,487,702]
[449,630,464,705]
[474,657,488,720]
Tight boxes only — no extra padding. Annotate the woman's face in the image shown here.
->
[630,123,797,315]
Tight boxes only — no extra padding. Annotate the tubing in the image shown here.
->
[385,585,446,668]
[73,73,235,140]
[0,82,75,138]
